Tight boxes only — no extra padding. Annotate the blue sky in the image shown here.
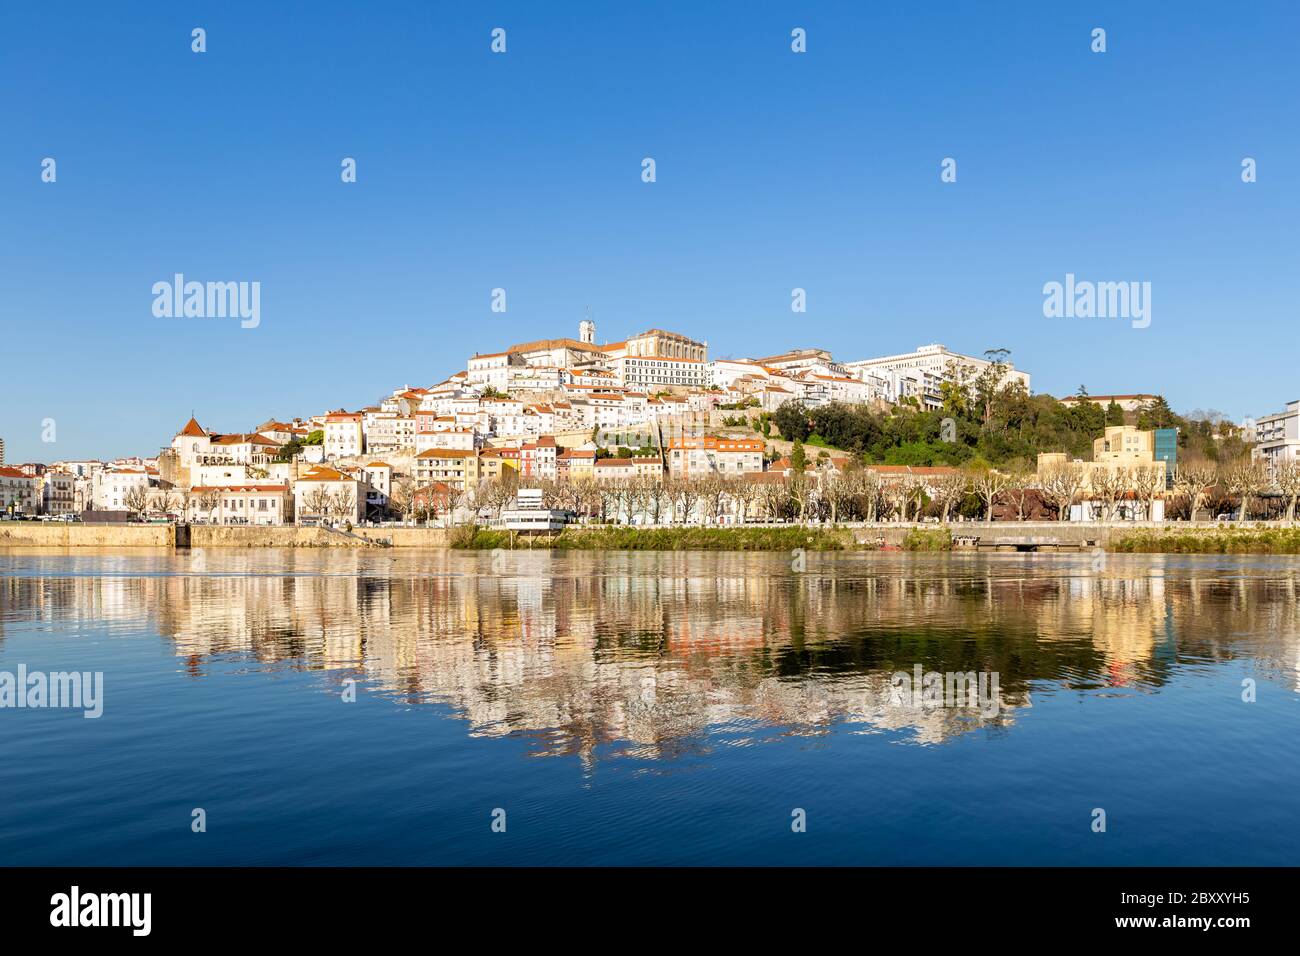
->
[2,1,1297,462]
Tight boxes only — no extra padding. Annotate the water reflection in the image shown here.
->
[3,550,1298,758]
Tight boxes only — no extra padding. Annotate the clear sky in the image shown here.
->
[2,1,1297,463]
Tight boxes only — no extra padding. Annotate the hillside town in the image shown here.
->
[1,320,1295,527]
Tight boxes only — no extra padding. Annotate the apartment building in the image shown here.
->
[323,410,364,459]
[293,466,364,523]
[520,436,559,480]
[614,355,708,391]
[91,467,153,511]
[0,466,38,515]
[40,472,77,515]
[593,458,638,482]
[845,343,1031,408]
[1252,399,1300,481]
[556,448,597,481]
[189,483,291,525]
[413,449,480,490]
[665,436,765,478]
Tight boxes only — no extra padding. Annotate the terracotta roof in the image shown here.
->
[296,467,355,482]
[507,337,605,354]
[178,417,207,437]
[190,483,289,493]
[415,449,476,459]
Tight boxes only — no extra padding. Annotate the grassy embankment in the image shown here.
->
[900,528,954,551]
[450,525,855,551]
[1113,527,1300,554]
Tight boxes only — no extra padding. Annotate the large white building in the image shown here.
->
[0,466,38,515]
[845,343,1031,409]
[1252,399,1300,481]
[323,410,364,459]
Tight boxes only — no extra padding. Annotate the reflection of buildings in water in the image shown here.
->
[4,552,1300,755]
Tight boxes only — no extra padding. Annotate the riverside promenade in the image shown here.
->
[0,520,1264,550]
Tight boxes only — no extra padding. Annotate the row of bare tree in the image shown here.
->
[134,455,1291,526]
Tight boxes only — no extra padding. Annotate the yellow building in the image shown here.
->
[1038,426,1167,493]
[414,449,480,489]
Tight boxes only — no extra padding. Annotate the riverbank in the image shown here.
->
[8,521,1300,553]
[449,525,855,551]
[1112,527,1300,553]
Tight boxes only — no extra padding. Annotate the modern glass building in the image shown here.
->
[1154,428,1178,487]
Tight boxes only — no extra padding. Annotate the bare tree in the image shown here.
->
[1172,464,1215,522]
[1090,467,1128,522]
[1130,464,1166,521]
[197,490,221,524]
[852,469,884,522]
[644,478,669,525]
[304,486,331,521]
[970,468,1009,524]
[1003,471,1036,522]
[152,490,176,518]
[556,479,584,515]
[389,477,416,522]
[756,478,787,522]
[1276,461,1300,522]
[443,485,467,526]
[700,475,731,525]
[1225,459,1268,521]
[929,472,969,523]
[786,473,815,522]
[672,477,702,525]
[124,486,149,519]
[1039,462,1083,522]
[819,469,854,525]
[730,476,758,525]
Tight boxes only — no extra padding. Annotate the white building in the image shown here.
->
[0,467,38,515]
[323,410,364,459]
[293,466,364,524]
[40,472,77,515]
[188,483,291,525]
[614,355,708,391]
[1252,399,1300,481]
[845,343,1031,409]
[91,467,153,511]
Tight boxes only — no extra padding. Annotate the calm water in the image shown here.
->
[1,548,1298,866]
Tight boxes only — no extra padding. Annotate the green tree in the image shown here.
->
[790,440,807,473]
[275,438,303,461]
[773,402,811,443]
[1105,400,1125,426]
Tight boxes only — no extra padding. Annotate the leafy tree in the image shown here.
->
[275,438,303,461]
[773,402,812,443]
[1105,401,1125,426]
[790,440,807,474]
